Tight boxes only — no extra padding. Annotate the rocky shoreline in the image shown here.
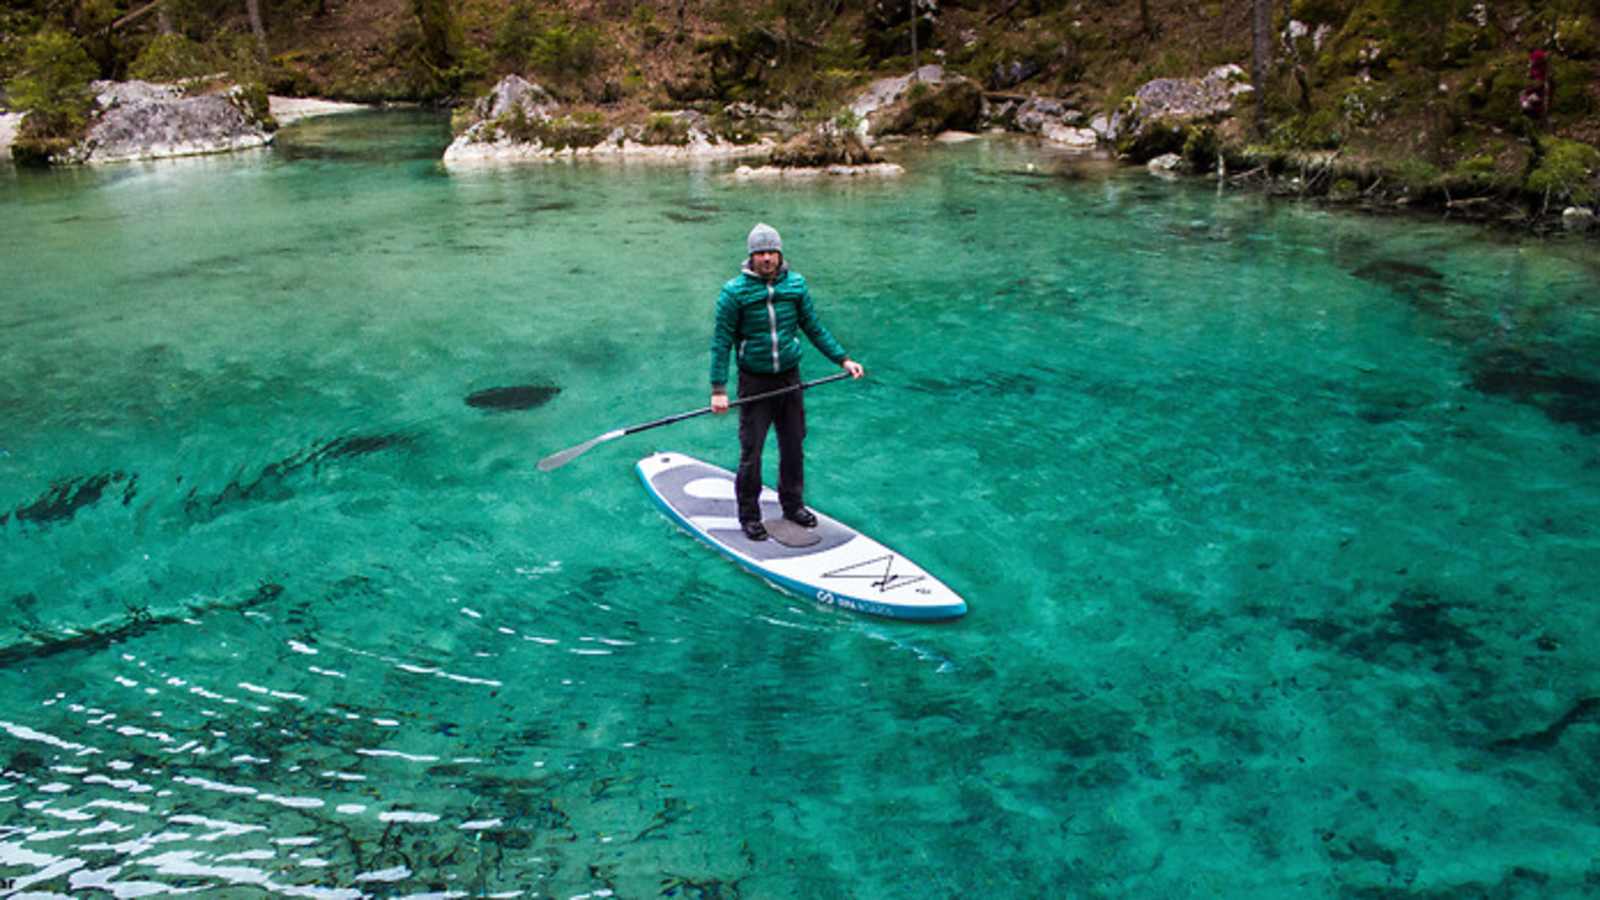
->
[5,66,1592,234]
[0,84,372,165]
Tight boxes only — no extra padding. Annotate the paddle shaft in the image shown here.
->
[537,370,852,471]
[622,370,852,438]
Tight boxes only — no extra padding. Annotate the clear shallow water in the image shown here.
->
[2,111,1599,897]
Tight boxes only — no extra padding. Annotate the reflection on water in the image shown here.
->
[3,111,1599,896]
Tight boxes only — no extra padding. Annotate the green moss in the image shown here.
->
[1526,138,1600,205]
[231,80,276,131]
[1395,157,1440,189]
[1116,117,1185,161]
[498,108,608,150]
[1550,58,1596,117]
[1555,15,1598,59]
[641,112,689,146]
[1458,53,1525,126]
[1329,177,1361,200]
[1181,124,1219,167]
[1441,21,1489,66]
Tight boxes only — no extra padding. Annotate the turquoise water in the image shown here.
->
[3,110,1599,897]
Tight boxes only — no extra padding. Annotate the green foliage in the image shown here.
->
[494,1,543,67]
[1459,52,1524,125]
[528,17,602,79]
[1181,124,1219,167]
[832,106,861,133]
[696,28,780,101]
[1319,0,1484,78]
[1549,58,1595,117]
[0,7,47,89]
[128,33,216,82]
[231,80,275,130]
[7,29,96,137]
[632,5,667,49]
[1554,16,1598,59]
[641,112,689,145]
[1289,0,1356,27]
[1329,177,1361,200]
[411,0,464,95]
[1438,153,1515,197]
[1441,21,1489,66]
[1526,138,1600,205]
[497,106,607,150]
[1270,108,1344,150]
[1394,157,1443,195]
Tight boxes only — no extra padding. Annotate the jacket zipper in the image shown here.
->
[765,284,779,371]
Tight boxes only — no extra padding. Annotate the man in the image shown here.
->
[710,223,865,542]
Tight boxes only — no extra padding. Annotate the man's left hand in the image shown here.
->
[842,359,865,379]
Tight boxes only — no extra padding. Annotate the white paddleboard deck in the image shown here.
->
[637,452,966,621]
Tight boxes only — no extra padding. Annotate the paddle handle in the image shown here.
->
[621,371,852,437]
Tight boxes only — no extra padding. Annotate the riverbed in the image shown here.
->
[2,109,1598,897]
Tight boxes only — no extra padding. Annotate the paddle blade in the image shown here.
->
[537,429,624,472]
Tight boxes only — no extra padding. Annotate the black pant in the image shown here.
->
[736,368,806,525]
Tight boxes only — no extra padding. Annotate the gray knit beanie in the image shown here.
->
[747,222,782,255]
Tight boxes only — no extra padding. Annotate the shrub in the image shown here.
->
[1526,138,1600,205]
[494,0,542,67]
[1554,16,1597,59]
[499,107,607,150]
[1290,0,1357,27]
[128,33,215,82]
[7,30,96,140]
[641,112,689,145]
[529,17,602,79]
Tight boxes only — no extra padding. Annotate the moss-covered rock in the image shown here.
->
[1527,138,1600,206]
[872,77,982,136]
[766,124,881,167]
[498,107,607,150]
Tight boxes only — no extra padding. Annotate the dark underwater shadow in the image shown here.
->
[465,385,562,412]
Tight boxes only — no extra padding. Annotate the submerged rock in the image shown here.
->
[465,385,561,411]
[1,471,137,528]
[1147,153,1185,177]
[734,162,904,180]
[1469,348,1600,433]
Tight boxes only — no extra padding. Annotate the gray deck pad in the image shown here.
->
[763,518,822,547]
[647,457,853,561]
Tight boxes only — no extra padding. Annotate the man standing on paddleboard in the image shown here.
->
[710,223,865,542]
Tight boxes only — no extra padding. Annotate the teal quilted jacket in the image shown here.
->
[709,265,849,387]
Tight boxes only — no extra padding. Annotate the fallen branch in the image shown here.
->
[113,0,171,30]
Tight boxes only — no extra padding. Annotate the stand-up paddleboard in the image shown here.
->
[637,452,966,621]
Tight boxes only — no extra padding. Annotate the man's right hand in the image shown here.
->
[711,392,729,414]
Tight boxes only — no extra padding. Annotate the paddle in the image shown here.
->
[537,371,853,472]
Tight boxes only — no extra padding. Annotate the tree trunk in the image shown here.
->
[910,0,919,76]
[246,0,267,58]
[1251,0,1271,137]
[156,6,173,35]
[1139,0,1153,37]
